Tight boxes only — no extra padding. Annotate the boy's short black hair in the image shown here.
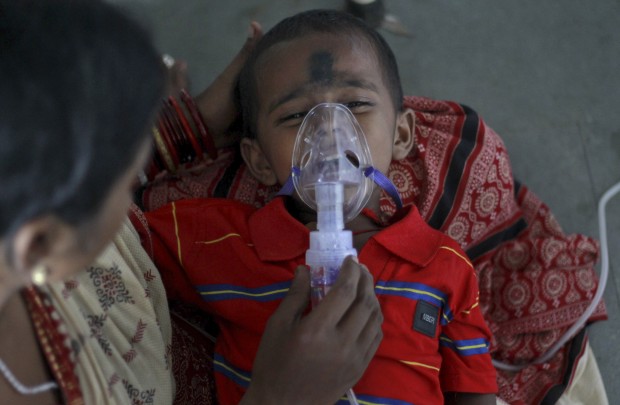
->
[237,9,404,139]
[0,0,164,236]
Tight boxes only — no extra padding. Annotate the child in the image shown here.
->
[146,9,497,404]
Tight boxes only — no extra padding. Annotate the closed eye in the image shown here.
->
[279,111,307,125]
[344,101,373,110]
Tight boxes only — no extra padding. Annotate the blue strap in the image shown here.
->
[364,166,403,209]
[278,166,403,210]
[276,167,300,196]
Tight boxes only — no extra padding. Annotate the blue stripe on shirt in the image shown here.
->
[439,335,490,356]
[213,353,252,389]
[196,281,291,302]
[375,280,454,324]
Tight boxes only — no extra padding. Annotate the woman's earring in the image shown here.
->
[31,265,49,286]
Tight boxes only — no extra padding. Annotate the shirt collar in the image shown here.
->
[249,198,443,266]
[371,206,443,267]
[249,197,310,261]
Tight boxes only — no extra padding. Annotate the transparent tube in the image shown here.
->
[492,180,619,371]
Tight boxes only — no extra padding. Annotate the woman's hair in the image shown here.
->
[237,9,404,139]
[0,0,164,236]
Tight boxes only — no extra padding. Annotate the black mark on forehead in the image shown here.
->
[309,51,334,84]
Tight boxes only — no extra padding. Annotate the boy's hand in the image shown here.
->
[241,256,383,405]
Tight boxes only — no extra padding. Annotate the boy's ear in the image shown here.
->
[392,108,416,161]
[240,138,278,186]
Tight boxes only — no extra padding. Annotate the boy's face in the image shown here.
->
[249,33,407,188]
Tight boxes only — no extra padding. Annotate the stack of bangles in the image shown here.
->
[141,89,217,183]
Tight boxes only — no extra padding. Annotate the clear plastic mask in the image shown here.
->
[291,103,374,222]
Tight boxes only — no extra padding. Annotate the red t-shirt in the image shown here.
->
[145,197,497,404]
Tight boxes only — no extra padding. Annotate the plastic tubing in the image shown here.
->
[493,180,620,372]
[346,388,359,405]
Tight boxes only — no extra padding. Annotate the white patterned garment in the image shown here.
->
[43,219,174,404]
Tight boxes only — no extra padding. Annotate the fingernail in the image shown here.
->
[247,23,255,39]
[351,255,359,263]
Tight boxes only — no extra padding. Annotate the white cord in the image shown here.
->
[346,387,360,405]
[493,180,620,372]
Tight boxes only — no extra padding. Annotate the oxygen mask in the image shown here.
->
[291,103,375,223]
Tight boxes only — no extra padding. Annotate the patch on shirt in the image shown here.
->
[413,300,439,338]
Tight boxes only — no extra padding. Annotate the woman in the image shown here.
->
[0,1,382,404]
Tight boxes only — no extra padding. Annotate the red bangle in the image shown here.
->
[180,89,217,160]
[156,116,181,169]
[168,96,204,159]
[160,101,193,163]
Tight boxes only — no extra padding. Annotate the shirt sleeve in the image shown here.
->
[437,243,498,394]
[143,202,208,310]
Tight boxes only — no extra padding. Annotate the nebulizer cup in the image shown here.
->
[291,103,373,405]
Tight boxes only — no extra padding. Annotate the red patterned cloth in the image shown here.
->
[169,309,217,405]
[24,287,84,404]
[140,96,606,404]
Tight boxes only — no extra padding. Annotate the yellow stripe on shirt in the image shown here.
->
[171,202,182,267]
[213,359,251,383]
[462,300,479,315]
[438,245,474,270]
[200,288,290,299]
[196,233,243,245]
[399,359,440,372]
[440,335,487,351]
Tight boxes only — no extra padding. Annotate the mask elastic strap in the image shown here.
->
[364,166,403,210]
[277,167,300,196]
[278,166,403,210]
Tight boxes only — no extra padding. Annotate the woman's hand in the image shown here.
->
[194,21,263,148]
[241,256,383,405]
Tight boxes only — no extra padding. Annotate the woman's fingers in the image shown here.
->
[337,260,383,337]
[306,256,362,326]
[269,266,310,323]
[305,255,383,365]
[162,55,190,95]
[246,257,383,404]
